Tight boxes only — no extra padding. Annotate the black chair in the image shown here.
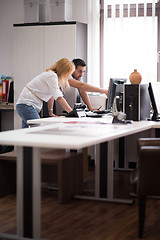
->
[0,145,14,154]
[138,138,160,238]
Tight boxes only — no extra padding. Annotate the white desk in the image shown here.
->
[0,118,159,239]
[27,114,113,125]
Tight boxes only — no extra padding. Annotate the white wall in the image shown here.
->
[0,0,24,130]
[0,0,24,76]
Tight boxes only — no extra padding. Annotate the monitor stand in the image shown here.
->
[151,112,160,121]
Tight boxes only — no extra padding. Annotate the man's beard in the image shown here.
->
[72,74,80,80]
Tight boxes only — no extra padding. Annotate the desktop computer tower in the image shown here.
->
[124,84,150,121]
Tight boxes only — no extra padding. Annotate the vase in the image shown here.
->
[129,69,142,84]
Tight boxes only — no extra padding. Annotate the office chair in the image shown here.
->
[0,145,14,154]
[138,138,160,238]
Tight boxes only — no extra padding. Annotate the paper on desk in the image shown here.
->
[31,123,111,137]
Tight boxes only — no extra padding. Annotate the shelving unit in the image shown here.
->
[0,103,14,131]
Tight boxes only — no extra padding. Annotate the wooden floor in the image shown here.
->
[0,168,160,240]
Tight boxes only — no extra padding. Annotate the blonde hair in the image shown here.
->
[45,58,75,91]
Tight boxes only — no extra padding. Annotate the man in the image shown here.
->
[48,58,108,116]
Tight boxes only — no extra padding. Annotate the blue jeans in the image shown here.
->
[16,104,40,128]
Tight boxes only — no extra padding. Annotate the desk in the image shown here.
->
[28,115,156,198]
[0,118,159,238]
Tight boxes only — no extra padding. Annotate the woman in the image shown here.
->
[16,58,74,128]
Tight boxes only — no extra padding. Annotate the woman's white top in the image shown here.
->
[16,71,63,112]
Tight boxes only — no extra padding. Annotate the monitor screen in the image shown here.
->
[148,82,160,120]
[107,78,127,111]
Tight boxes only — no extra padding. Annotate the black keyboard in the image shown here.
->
[93,110,111,114]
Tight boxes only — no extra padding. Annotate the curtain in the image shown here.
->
[103,0,158,89]
[87,0,100,86]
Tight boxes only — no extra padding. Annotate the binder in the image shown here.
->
[2,79,13,103]
[2,80,8,102]
[0,83,2,103]
[8,80,14,103]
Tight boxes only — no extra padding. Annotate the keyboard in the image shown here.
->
[86,110,112,118]
[93,109,111,114]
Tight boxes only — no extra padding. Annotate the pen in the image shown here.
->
[98,106,102,110]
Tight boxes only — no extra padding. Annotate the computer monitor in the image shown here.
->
[107,78,127,111]
[148,82,160,120]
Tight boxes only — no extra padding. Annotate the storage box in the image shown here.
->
[50,0,72,22]
[24,0,46,23]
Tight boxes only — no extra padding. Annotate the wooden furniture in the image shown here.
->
[0,149,83,203]
[138,138,160,238]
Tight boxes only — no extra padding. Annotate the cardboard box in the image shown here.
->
[24,0,46,23]
[50,0,72,22]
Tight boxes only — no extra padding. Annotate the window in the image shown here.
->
[102,0,158,88]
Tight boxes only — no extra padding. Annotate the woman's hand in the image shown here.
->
[57,96,72,113]
[48,109,57,117]
[50,113,57,117]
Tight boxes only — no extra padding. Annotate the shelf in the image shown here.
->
[0,103,14,111]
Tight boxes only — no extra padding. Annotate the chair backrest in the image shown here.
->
[138,138,160,196]
[138,138,160,148]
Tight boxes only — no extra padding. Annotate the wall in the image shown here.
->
[0,0,87,77]
[0,0,24,130]
[157,2,160,81]
[0,0,24,76]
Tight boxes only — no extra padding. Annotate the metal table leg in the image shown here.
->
[17,146,41,238]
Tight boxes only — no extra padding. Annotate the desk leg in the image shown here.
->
[95,144,100,198]
[17,146,41,238]
[76,140,133,204]
[100,140,133,203]
[100,142,108,198]
[107,140,114,199]
[98,141,114,199]
[33,147,41,239]
[17,147,23,237]
[79,142,109,199]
